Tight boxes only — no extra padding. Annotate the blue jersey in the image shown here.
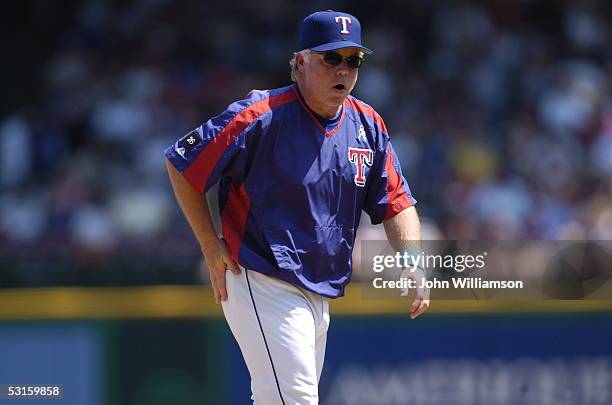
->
[165,84,416,298]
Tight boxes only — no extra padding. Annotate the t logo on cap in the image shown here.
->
[335,16,352,34]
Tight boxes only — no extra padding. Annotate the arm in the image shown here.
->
[166,159,239,303]
[383,206,430,319]
[383,205,421,244]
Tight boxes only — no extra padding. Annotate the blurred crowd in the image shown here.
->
[0,0,610,285]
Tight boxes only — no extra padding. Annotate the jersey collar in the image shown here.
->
[292,84,346,137]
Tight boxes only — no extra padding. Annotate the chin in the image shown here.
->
[326,100,344,110]
[328,93,348,105]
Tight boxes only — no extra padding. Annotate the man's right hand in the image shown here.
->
[202,239,241,303]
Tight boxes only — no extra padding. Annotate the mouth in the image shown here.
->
[333,84,347,91]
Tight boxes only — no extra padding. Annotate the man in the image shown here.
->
[165,10,429,405]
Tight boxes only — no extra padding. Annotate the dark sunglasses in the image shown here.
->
[319,51,364,69]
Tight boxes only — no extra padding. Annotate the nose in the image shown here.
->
[336,62,350,76]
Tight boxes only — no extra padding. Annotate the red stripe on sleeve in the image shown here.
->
[220,182,251,263]
[384,146,413,220]
[184,90,297,192]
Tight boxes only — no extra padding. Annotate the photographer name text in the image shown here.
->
[373,277,524,289]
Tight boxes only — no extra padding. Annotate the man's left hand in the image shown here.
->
[400,266,430,319]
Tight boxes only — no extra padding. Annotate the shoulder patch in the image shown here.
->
[179,130,201,152]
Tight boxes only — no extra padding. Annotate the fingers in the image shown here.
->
[403,281,430,319]
[209,266,225,304]
[216,268,229,302]
[411,297,420,312]
[410,281,430,319]
[203,240,240,303]
[210,260,241,304]
[410,298,430,319]
[225,259,241,275]
[211,276,221,304]
[209,263,230,303]
[217,240,240,275]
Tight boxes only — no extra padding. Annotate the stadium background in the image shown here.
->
[1,0,611,404]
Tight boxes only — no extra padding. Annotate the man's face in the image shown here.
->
[297,47,362,115]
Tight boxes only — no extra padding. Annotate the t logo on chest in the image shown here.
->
[348,147,373,187]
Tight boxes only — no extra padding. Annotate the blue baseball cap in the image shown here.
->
[298,10,373,54]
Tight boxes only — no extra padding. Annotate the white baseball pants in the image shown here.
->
[222,267,330,405]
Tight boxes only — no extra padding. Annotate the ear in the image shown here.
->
[296,53,305,71]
